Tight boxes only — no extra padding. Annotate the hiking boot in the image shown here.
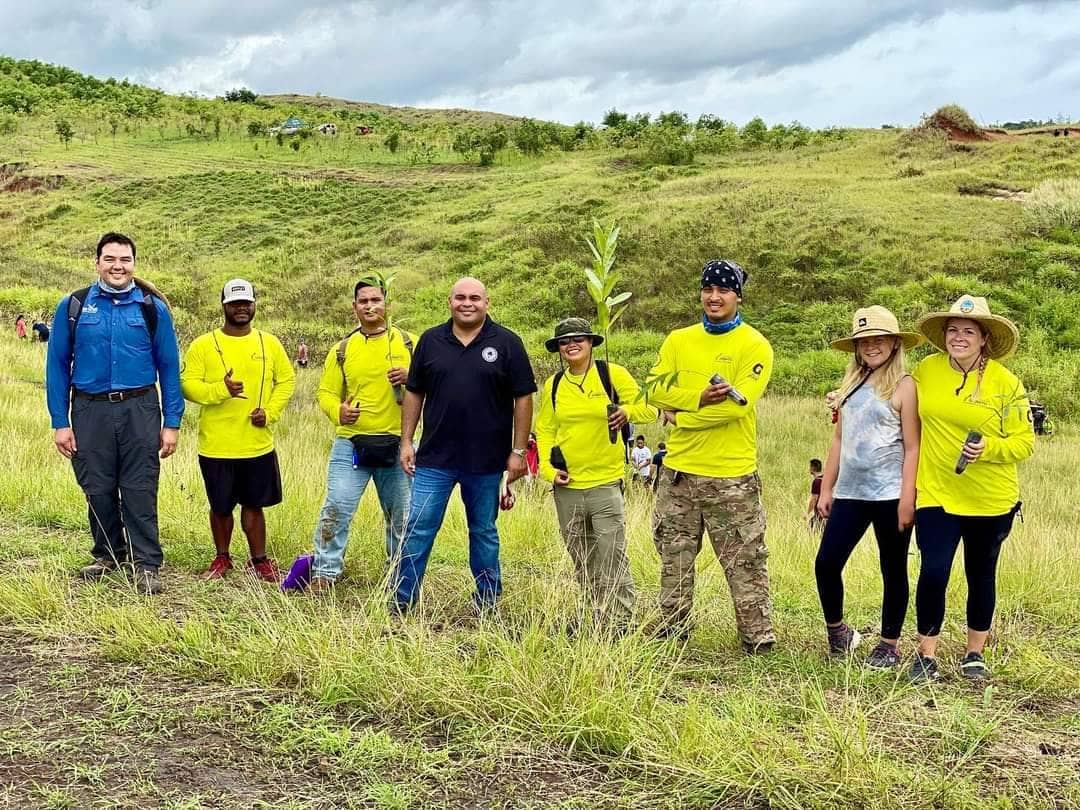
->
[79,558,119,581]
[644,620,691,644]
[865,641,902,669]
[246,557,280,583]
[134,568,163,596]
[827,623,862,656]
[908,653,941,684]
[742,640,776,656]
[960,651,990,681]
[307,576,335,596]
[203,554,233,580]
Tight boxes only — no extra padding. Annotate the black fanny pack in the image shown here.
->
[348,434,400,468]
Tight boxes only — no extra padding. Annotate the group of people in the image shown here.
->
[15,313,50,342]
[44,233,1034,683]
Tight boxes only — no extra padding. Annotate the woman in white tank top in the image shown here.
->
[814,307,922,668]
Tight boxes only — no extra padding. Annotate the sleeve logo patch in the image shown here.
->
[751,363,764,378]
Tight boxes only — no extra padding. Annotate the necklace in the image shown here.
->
[563,364,591,394]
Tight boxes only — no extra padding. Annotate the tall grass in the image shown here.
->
[1024,178,1080,235]
[1,340,1077,808]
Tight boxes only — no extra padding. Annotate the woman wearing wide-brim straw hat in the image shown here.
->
[907,295,1033,684]
[814,306,921,669]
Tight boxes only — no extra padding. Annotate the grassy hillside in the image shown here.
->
[2,58,1080,416]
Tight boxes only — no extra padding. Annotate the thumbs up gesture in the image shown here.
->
[224,368,246,398]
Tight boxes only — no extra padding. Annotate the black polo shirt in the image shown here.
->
[406,317,536,474]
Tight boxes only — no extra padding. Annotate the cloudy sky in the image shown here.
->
[3,0,1077,126]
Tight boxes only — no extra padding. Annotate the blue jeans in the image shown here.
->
[393,466,503,611]
[312,438,412,581]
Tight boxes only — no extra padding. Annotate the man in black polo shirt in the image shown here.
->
[395,277,536,613]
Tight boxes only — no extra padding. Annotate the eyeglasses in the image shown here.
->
[558,336,589,346]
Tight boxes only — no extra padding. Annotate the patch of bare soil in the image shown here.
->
[0,631,635,809]
[0,172,63,193]
[957,184,1029,202]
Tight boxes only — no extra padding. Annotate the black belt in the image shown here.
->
[73,385,154,402]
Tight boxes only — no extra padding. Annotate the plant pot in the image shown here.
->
[607,402,619,444]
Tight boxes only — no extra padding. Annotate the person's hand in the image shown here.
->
[898,498,915,531]
[699,380,731,407]
[400,440,416,477]
[961,435,986,463]
[387,367,408,386]
[816,489,834,520]
[825,390,839,411]
[339,401,361,425]
[506,452,527,484]
[250,408,267,428]
[223,369,245,398]
[607,406,628,431]
[553,470,571,487]
[499,485,516,511]
[159,428,179,459]
[662,410,678,426]
[54,428,77,459]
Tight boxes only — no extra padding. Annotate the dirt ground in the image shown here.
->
[0,631,638,809]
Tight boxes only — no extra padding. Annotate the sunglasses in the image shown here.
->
[557,336,589,346]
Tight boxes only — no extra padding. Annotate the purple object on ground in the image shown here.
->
[280,554,313,592]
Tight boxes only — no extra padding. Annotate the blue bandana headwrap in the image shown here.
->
[700,259,747,298]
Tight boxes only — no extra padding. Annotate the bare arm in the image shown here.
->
[399,389,423,476]
[896,376,920,530]
[506,394,533,483]
[817,413,843,519]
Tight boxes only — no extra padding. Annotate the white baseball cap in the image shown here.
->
[221,278,256,304]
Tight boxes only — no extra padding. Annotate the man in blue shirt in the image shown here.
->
[46,233,184,595]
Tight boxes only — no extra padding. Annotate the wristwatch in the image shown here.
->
[512,447,526,458]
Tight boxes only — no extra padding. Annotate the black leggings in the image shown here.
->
[914,506,1017,637]
[815,498,912,639]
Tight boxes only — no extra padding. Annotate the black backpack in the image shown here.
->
[550,360,633,450]
[67,285,159,344]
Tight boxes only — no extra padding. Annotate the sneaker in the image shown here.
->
[742,640,776,656]
[246,557,280,583]
[865,641,902,669]
[307,576,335,596]
[134,568,163,596]
[827,623,862,656]
[203,554,233,580]
[908,653,941,684]
[79,558,119,581]
[960,651,990,681]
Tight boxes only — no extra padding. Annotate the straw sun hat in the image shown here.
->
[915,295,1019,360]
[830,306,923,352]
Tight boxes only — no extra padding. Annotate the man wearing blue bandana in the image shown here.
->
[46,233,184,595]
[645,259,776,652]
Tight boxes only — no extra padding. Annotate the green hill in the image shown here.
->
[2,56,1079,415]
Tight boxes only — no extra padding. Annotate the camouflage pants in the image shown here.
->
[553,482,636,627]
[652,469,774,646]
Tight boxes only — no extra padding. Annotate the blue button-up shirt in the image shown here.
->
[46,282,185,429]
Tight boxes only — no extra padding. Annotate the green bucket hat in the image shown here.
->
[544,317,604,353]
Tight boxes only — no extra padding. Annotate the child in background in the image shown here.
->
[806,458,824,532]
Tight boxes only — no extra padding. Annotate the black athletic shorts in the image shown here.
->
[198,451,283,514]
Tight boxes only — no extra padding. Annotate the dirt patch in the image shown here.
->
[958,183,1029,202]
[1,173,64,193]
[0,630,636,808]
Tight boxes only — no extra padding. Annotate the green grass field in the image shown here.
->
[1,339,1077,809]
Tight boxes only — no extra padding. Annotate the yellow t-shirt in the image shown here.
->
[316,328,418,437]
[180,329,296,458]
[535,362,658,489]
[913,353,1033,516]
[646,321,773,478]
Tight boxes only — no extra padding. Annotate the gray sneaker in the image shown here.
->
[908,653,941,683]
[133,568,163,596]
[827,623,861,656]
[79,558,119,580]
[865,641,902,669]
[960,651,990,680]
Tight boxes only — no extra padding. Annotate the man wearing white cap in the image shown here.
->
[181,279,295,581]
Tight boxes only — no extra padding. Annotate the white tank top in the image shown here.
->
[834,382,904,501]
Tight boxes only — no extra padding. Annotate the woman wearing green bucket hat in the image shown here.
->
[535,317,657,632]
[907,295,1034,684]
[814,306,922,669]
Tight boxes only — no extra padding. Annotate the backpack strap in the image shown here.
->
[595,360,620,405]
[335,327,362,401]
[67,286,92,346]
[550,370,564,410]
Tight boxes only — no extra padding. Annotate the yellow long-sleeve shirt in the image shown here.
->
[316,328,418,437]
[181,329,295,458]
[913,353,1033,516]
[646,321,773,478]
[535,362,658,489]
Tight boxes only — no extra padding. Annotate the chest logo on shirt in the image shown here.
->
[714,354,732,364]
[482,347,498,363]
[83,303,98,314]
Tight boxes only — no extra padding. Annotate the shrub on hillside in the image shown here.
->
[1024,178,1080,235]
[642,125,695,166]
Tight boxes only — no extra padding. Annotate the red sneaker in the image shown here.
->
[247,557,280,583]
[203,554,233,579]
